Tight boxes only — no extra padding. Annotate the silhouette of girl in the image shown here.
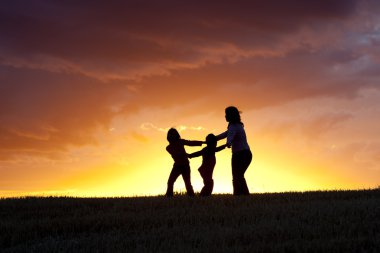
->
[216,106,252,195]
[165,128,204,197]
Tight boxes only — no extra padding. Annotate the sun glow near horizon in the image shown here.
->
[1,108,374,198]
[1,1,380,198]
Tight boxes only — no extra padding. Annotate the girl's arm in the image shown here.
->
[181,139,204,146]
[188,150,203,159]
[215,144,228,152]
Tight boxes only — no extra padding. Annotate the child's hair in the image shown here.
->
[205,134,217,147]
[225,106,243,125]
[167,128,180,143]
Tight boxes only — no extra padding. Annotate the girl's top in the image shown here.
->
[216,123,250,153]
[166,139,203,166]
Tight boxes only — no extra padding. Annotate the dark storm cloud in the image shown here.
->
[0,0,358,64]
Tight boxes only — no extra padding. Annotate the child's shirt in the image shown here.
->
[166,139,203,166]
[189,145,226,175]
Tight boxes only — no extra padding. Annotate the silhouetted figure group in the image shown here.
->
[165,106,252,197]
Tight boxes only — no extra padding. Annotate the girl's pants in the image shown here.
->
[166,164,194,196]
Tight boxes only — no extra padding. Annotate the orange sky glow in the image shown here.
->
[1,0,380,197]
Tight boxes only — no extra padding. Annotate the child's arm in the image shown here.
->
[215,144,228,152]
[188,150,203,159]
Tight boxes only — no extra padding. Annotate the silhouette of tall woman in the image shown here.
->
[165,128,203,197]
[216,106,252,195]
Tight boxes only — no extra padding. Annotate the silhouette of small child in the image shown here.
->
[165,128,204,197]
[189,134,227,196]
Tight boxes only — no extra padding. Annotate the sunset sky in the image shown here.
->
[1,0,380,197]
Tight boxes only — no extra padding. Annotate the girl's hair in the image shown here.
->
[225,106,243,125]
[205,134,217,147]
[167,128,180,143]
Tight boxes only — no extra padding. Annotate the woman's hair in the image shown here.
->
[167,128,181,143]
[225,106,243,125]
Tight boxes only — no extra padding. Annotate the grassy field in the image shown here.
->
[1,189,379,252]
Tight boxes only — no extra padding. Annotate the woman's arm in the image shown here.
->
[215,130,228,141]
[226,125,237,147]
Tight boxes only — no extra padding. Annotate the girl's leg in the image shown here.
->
[166,166,181,197]
[181,165,195,196]
[200,169,214,196]
[200,178,214,196]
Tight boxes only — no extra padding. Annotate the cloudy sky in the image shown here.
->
[1,0,379,197]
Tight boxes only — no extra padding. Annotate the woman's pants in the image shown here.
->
[232,149,252,195]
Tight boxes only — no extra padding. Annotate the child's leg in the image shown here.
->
[166,166,181,196]
[207,179,214,195]
[200,167,213,196]
[181,165,195,196]
[200,176,214,196]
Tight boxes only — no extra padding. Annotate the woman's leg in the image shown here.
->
[240,150,252,195]
[232,150,252,195]
[232,153,242,195]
